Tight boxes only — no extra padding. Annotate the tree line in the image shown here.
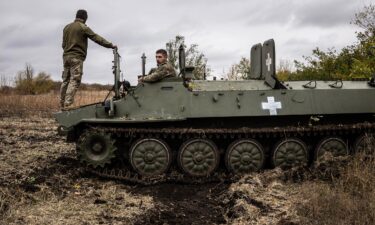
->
[0,64,111,95]
[227,4,374,81]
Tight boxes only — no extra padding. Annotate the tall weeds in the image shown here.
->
[297,145,375,225]
[0,91,110,117]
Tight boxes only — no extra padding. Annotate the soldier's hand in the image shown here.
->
[149,68,156,74]
[112,44,118,50]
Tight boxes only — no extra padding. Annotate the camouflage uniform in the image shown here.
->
[60,18,114,107]
[142,62,176,82]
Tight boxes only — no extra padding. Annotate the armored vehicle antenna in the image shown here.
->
[179,45,186,77]
[141,53,146,77]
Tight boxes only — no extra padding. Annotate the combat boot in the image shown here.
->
[61,104,78,111]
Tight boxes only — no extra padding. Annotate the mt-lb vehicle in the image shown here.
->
[55,39,375,183]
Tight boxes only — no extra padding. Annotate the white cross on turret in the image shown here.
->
[262,96,282,115]
[266,53,272,72]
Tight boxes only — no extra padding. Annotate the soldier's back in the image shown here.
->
[63,20,87,60]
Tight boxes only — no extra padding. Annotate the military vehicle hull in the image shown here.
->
[56,79,375,123]
[54,80,375,183]
[54,42,375,184]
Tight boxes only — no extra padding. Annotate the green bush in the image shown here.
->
[291,4,374,81]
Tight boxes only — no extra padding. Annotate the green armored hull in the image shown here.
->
[55,40,375,182]
[56,80,375,126]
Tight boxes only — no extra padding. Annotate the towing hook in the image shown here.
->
[57,126,69,136]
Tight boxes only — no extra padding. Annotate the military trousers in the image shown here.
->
[60,57,83,107]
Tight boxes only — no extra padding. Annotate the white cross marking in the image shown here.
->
[262,96,282,115]
[266,53,272,72]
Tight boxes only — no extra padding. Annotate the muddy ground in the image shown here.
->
[0,117,304,224]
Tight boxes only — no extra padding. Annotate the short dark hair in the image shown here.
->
[76,9,88,21]
[156,49,168,57]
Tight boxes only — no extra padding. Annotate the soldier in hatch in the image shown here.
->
[138,49,176,83]
[60,9,117,110]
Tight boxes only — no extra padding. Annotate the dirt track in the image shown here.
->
[0,117,302,224]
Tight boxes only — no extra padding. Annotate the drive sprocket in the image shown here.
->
[77,130,117,168]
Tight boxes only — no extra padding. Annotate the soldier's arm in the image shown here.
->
[142,66,168,82]
[142,65,175,82]
[148,68,157,75]
[81,24,114,48]
[62,27,67,49]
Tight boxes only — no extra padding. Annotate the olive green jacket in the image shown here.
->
[143,62,177,82]
[62,19,113,61]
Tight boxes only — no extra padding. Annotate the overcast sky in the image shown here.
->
[0,0,372,85]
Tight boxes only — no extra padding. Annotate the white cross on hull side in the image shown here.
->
[261,96,282,115]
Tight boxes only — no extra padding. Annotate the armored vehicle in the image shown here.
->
[55,39,375,183]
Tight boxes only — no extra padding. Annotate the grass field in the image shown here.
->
[0,90,110,117]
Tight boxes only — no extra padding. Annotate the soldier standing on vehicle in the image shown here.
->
[138,49,176,83]
[60,9,117,110]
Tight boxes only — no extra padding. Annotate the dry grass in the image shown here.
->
[223,170,301,225]
[223,139,375,225]
[0,90,110,117]
[0,117,154,225]
[297,150,375,225]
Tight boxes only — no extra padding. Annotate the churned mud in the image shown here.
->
[132,183,229,225]
[0,117,305,224]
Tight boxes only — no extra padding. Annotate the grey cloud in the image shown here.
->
[293,0,358,27]
[239,0,362,28]
[6,36,46,49]
[0,0,368,85]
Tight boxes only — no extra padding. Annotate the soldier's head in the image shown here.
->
[76,9,88,23]
[155,49,168,65]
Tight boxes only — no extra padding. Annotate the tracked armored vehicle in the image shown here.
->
[55,39,375,184]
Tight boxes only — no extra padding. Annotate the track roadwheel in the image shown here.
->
[77,130,117,168]
[178,139,220,177]
[273,138,308,168]
[130,138,171,176]
[225,139,264,174]
[354,133,375,153]
[316,137,348,159]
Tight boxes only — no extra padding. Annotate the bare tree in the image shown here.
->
[15,63,34,94]
[277,59,294,73]
[0,74,14,94]
[352,4,375,41]
[166,35,210,80]
[226,57,251,80]
[0,74,10,87]
[276,59,294,81]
